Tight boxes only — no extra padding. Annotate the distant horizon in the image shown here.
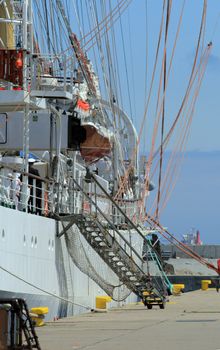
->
[145,151,220,245]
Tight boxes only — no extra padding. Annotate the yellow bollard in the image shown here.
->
[201,280,211,291]
[95,296,112,309]
[30,307,49,327]
[172,284,185,295]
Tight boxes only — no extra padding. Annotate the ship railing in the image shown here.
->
[112,199,141,226]
[0,170,106,217]
[73,174,142,225]
[0,170,142,222]
[0,172,53,215]
[72,175,112,221]
[31,53,75,93]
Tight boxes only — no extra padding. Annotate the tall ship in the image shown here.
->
[0,0,216,322]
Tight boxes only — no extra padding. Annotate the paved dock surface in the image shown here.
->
[37,290,220,350]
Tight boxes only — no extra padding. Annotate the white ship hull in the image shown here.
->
[0,205,139,320]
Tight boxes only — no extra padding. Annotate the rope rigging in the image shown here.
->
[3,0,216,294]
[155,0,172,220]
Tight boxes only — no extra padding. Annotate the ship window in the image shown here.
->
[31,236,34,248]
[48,239,51,250]
[51,240,54,251]
[2,229,5,239]
[35,236,37,247]
[23,235,26,246]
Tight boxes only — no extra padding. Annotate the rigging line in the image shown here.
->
[109,0,123,110]
[150,98,195,218]
[82,0,130,50]
[150,108,188,217]
[127,7,137,120]
[149,222,218,273]
[141,0,185,174]
[144,0,185,202]
[84,0,132,53]
[90,0,126,170]
[149,46,209,218]
[43,0,51,54]
[147,62,211,265]
[55,2,69,56]
[83,2,112,134]
[47,0,127,58]
[72,0,85,42]
[80,0,85,44]
[52,0,131,75]
[89,0,111,103]
[210,11,220,41]
[158,91,199,216]
[101,1,126,169]
[32,1,47,53]
[65,0,70,21]
[145,213,218,273]
[101,0,116,110]
[156,0,172,220]
[114,0,167,200]
[159,46,211,215]
[49,0,58,55]
[152,0,207,162]
[104,0,121,116]
[81,0,127,43]
[88,0,120,133]
[145,204,216,267]
[102,3,127,171]
[0,264,91,310]
[33,0,58,55]
[143,0,149,154]
[143,3,206,214]
[51,1,69,54]
[118,0,185,203]
[118,0,133,122]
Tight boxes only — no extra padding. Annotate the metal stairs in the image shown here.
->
[57,172,168,303]
[70,213,152,298]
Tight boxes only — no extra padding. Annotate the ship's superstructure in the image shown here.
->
[0,0,170,320]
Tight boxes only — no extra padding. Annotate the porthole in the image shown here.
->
[23,235,26,246]
[31,236,34,248]
[2,229,5,239]
[48,239,51,250]
[34,236,37,247]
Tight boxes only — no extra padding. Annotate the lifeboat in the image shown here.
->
[80,122,112,163]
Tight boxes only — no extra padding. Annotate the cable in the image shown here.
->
[155,0,172,219]
[0,264,91,310]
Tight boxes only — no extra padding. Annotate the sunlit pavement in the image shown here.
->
[37,289,220,350]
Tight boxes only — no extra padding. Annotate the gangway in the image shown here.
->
[56,171,170,308]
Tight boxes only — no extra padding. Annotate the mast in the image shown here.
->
[20,0,33,211]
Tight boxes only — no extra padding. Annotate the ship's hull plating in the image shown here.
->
[0,206,138,320]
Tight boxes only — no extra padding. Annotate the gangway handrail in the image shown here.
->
[62,178,144,267]
[90,172,161,256]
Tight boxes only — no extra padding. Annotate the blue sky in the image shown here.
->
[139,1,220,152]
[121,1,220,243]
[160,151,220,244]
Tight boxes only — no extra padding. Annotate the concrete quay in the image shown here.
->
[37,289,220,350]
